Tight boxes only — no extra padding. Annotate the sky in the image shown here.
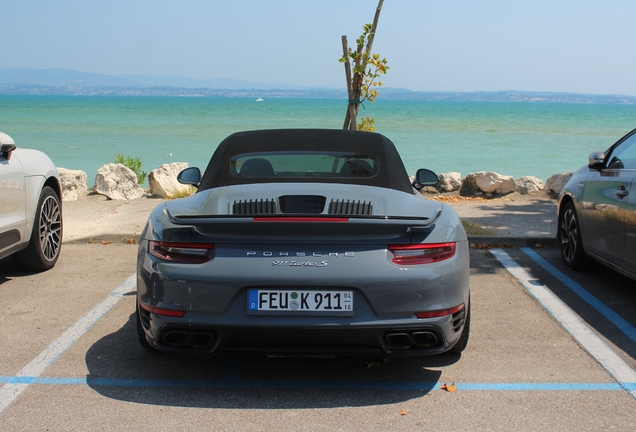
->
[2,0,636,95]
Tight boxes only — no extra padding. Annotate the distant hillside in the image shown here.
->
[0,68,134,87]
[0,68,311,90]
[1,68,635,104]
[117,74,307,90]
[378,89,636,104]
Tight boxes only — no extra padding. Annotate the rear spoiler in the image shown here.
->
[168,211,439,244]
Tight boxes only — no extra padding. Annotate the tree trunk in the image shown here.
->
[341,36,354,130]
[341,0,384,131]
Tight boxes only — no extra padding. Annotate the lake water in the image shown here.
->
[2,95,635,185]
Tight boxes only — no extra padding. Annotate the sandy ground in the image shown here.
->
[62,194,166,244]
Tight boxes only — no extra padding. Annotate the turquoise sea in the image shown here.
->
[2,95,636,185]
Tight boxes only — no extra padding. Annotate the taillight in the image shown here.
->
[149,241,214,264]
[388,242,456,265]
[416,304,464,319]
[139,302,186,317]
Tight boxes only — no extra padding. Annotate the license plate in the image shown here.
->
[248,289,354,316]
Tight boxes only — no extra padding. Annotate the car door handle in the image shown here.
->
[616,185,629,198]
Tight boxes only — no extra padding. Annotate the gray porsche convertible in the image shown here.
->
[136,129,470,357]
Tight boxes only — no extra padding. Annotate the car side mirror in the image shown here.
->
[412,168,440,191]
[177,167,202,187]
[588,151,605,171]
[1,143,16,161]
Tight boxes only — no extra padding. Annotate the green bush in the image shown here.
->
[114,154,147,184]
[169,186,197,199]
[461,220,497,236]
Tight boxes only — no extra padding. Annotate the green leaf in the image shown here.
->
[114,154,147,184]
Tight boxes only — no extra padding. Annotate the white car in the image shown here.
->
[0,132,63,270]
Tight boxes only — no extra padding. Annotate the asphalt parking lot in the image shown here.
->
[1,244,635,431]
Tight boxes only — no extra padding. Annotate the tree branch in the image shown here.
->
[341,0,385,131]
[354,0,383,102]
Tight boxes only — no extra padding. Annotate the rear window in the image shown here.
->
[197,129,415,194]
[231,152,378,179]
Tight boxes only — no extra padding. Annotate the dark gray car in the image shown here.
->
[558,127,636,280]
[136,129,470,357]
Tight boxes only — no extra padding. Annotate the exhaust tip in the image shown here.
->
[412,331,439,347]
[385,332,413,350]
[162,330,189,347]
[188,332,215,349]
[159,329,217,350]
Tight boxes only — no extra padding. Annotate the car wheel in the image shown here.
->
[448,300,470,354]
[13,186,62,271]
[136,304,158,352]
[559,201,589,270]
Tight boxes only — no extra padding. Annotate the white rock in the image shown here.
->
[56,167,88,202]
[546,172,574,196]
[94,163,146,200]
[438,172,462,192]
[465,171,516,194]
[148,162,190,198]
[516,176,544,195]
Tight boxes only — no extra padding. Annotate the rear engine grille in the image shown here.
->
[233,199,277,215]
[451,308,466,333]
[279,195,326,214]
[328,199,373,216]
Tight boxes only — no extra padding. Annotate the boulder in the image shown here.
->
[148,162,190,198]
[419,186,439,195]
[94,163,146,200]
[438,172,462,192]
[546,172,574,197]
[56,167,88,202]
[516,176,544,195]
[464,171,516,194]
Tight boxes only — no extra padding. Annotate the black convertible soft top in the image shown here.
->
[198,129,414,194]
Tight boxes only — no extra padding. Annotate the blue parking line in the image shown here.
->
[0,376,632,391]
[521,248,636,344]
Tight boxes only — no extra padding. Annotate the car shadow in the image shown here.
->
[511,247,636,363]
[85,312,451,409]
[0,256,41,284]
[0,257,10,285]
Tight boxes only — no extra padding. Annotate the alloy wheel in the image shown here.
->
[38,195,62,261]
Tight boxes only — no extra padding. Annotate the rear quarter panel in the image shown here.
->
[13,149,60,241]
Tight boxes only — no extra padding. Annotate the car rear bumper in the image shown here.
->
[137,294,468,357]
[136,239,470,357]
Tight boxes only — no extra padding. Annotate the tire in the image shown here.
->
[559,201,589,270]
[13,186,62,271]
[136,304,158,353]
[448,300,470,354]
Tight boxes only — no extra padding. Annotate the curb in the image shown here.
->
[62,232,142,245]
[467,235,559,248]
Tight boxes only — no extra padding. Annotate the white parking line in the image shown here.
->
[491,249,636,399]
[0,273,136,414]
